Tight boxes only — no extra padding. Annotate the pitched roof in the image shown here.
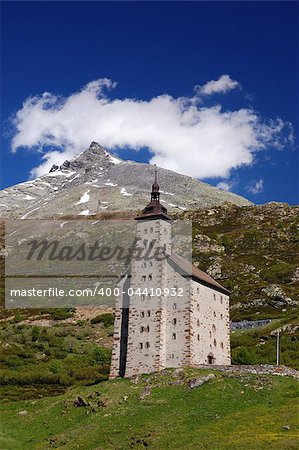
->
[168,253,230,295]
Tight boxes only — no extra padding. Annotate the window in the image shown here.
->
[220,296,223,304]
[197,319,200,327]
[197,304,200,311]
[220,342,224,349]
[212,324,216,332]
[148,274,152,281]
[145,342,150,349]
[173,303,177,310]
[214,339,217,347]
[143,239,148,248]
[172,333,176,340]
[209,331,212,338]
[213,311,216,317]
[220,314,223,320]
[197,287,199,294]
[172,318,177,325]
[197,334,200,341]
[139,343,143,349]
[150,227,153,233]
[140,311,145,318]
[171,353,174,359]
[146,325,150,332]
[147,310,151,317]
[144,228,148,234]
[149,261,153,267]
[142,275,146,282]
[213,293,216,301]
[140,326,145,333]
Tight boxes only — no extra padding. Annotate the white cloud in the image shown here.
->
[195,74,240,96]
[247,179,264,195]
[216,181,234,191]
[11,77,293,179]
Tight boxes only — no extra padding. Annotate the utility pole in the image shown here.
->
[276,330,280,366]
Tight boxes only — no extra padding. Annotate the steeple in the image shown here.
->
[136,165,171,221]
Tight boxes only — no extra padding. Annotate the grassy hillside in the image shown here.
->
[178,203,299,321]
[1,368,298,450]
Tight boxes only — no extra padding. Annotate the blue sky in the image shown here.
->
[1,1,298,204]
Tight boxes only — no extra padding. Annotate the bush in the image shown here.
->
[262,262,294,283]
[90,313,115,327]
[232,347,257,365]
[92,347,111,365]
[49,309,74,321]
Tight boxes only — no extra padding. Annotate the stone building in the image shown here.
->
[110,169,231,378]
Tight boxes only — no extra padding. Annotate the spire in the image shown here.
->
[135,165,171,221]
[151,164,160,200]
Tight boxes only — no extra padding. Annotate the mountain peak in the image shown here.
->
[0,142,252,219]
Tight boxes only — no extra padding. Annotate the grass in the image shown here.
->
[231,317,299,370]
[0,320,113,400]
[0,369,298,449]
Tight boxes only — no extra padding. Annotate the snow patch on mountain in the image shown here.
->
[76,190,90,205]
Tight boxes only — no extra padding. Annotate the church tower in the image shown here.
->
[110,166,176,378]
[110,166,231,378]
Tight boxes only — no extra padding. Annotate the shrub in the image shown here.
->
[262,262,294,283]
[92,347,111,365]
[232,347,257,365]
[90,313,115,327]
[49,309,74,321]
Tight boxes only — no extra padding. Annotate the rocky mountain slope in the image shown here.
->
[177,202,299,321]
[0,142,252,219]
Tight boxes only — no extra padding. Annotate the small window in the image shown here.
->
[142,275,146,282]
[147,310,151,317]
[148,274,152,281]
[172,333,176,340]
[173,303,177,310]
[197,304,200,311]
[146,325,150,332]
[197,319,200,327]
[149,261,153,267]
[140,311,145,318]
[209,331,212,338]
[145,342,150,349]
[172,318,177,325]
[150,227,153,233]
[213,311,216,317]
[171,353,174,359]
[220,296,223,304]
[139,342,143,349]
[144,228,148,234]
[214,339,217,347]
[213,293,216,301]
[197,287,199,294]
[197,334,200,341]
[220,342,224,349]
[143,239,148,248]
[220,313,223,320]
[212,324,216,332]
[140,326,145,333]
